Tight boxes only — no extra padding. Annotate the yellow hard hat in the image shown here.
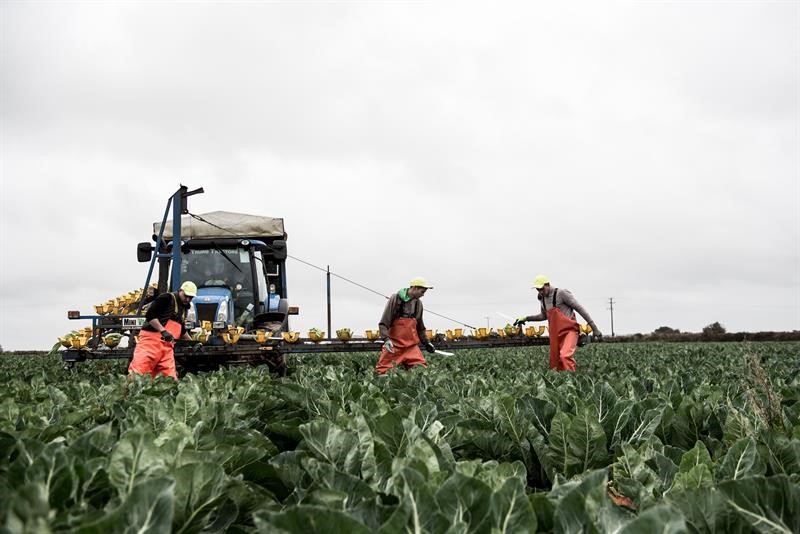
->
[531,275,550,289]
[409,276,434,289]
[180,281,198,297]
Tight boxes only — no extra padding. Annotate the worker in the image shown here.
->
[514,275,602,372]
[375,277,436,374]
[128,281,197,379]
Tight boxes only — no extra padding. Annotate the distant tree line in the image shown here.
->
[606,322,800,343]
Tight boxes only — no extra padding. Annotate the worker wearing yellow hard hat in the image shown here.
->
[514,275,601,371]
[375,277,436,374]
[532,275,550,289]
[128,280,197,379]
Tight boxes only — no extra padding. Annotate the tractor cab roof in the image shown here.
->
[155,211,287,240]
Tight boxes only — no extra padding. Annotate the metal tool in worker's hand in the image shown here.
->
[497,312,514,322]
[434,349,454,356]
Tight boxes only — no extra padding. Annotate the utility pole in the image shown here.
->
[607,297,615,337]
[326,265,332,340]
[485,316,490,328]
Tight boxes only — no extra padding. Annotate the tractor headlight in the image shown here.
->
[216,301,228,323]
[186,304,196,325]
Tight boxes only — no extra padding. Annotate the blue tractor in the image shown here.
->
[138,209,296,340]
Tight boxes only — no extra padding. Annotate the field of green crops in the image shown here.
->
[1,342,799,533]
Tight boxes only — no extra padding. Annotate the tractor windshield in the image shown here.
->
[182,248,251,291]
[181,247,256,324]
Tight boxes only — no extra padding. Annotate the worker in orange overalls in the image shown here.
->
[514,275,601,371]
[375,277,436,374]
[128,281,197,379]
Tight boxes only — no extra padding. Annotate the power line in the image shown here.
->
[185,213,478,329]
[288,255,477,329]
[287,254,389,299]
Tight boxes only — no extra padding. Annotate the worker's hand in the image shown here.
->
[593,329,603,340]
[160,330,175,342]
[382,339,394,353]
[513,317,527,327]
[424,341,436,354]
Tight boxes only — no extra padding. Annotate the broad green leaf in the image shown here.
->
[518,396,556,438]
[552,469,631,534]
[757,429,800,476]
[612,441,659,508]
[300,421,361,476]
[716,437,766,481]
[567,411,608,475]
[489,477,537,533]
[154,421,195,465]
[0,398,20,429]
[671,464,714,493]
[172,389,201,425]
[651,453,678,494]
[380,467,451,534]
[606,400,634,450]
[547,412,573,477]
[68,423,115,461]
[255,504,371,534]
[301,457,377,510]
[723,404,758,444]
[629,407,664,445]
[353,413,378,486]
[107,427,167,498]
[672,398,708,451]
[618,504,687,533]
[528,492,554,533]
[13,441,78,506]
[172,462,231,534]
[461,460,527,491]
[667,488,749,534]
[268,450,310,492]
[435,472,493,531]
[210,427,279,476]
[0,430,16,466]
[4,482,52,533]
[372,407,413,456]
[719,475,800,534]
[76,477,175,534]
[593,382,619,425]
[678,441,712,473]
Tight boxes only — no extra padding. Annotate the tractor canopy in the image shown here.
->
[155,211,286,240]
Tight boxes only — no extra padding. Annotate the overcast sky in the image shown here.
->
[1,1,798,351]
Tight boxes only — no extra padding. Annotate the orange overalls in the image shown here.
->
[546,288,579,372]
[128,294,183,379]
[375,316,428,374]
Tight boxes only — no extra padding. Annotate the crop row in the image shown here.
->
[1,342,798,532]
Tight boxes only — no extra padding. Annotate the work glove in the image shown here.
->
[424,341,436,354]
[513,317,527,327]
[592,327,603,340]
[382,339,394,353]
[160,330,175,342]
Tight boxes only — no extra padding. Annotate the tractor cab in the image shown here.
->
[139,210,294,337]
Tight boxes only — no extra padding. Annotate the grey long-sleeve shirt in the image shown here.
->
[525,288,598,330]
[378,290,428,342]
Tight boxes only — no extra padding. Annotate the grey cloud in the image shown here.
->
[1,2,797,350]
